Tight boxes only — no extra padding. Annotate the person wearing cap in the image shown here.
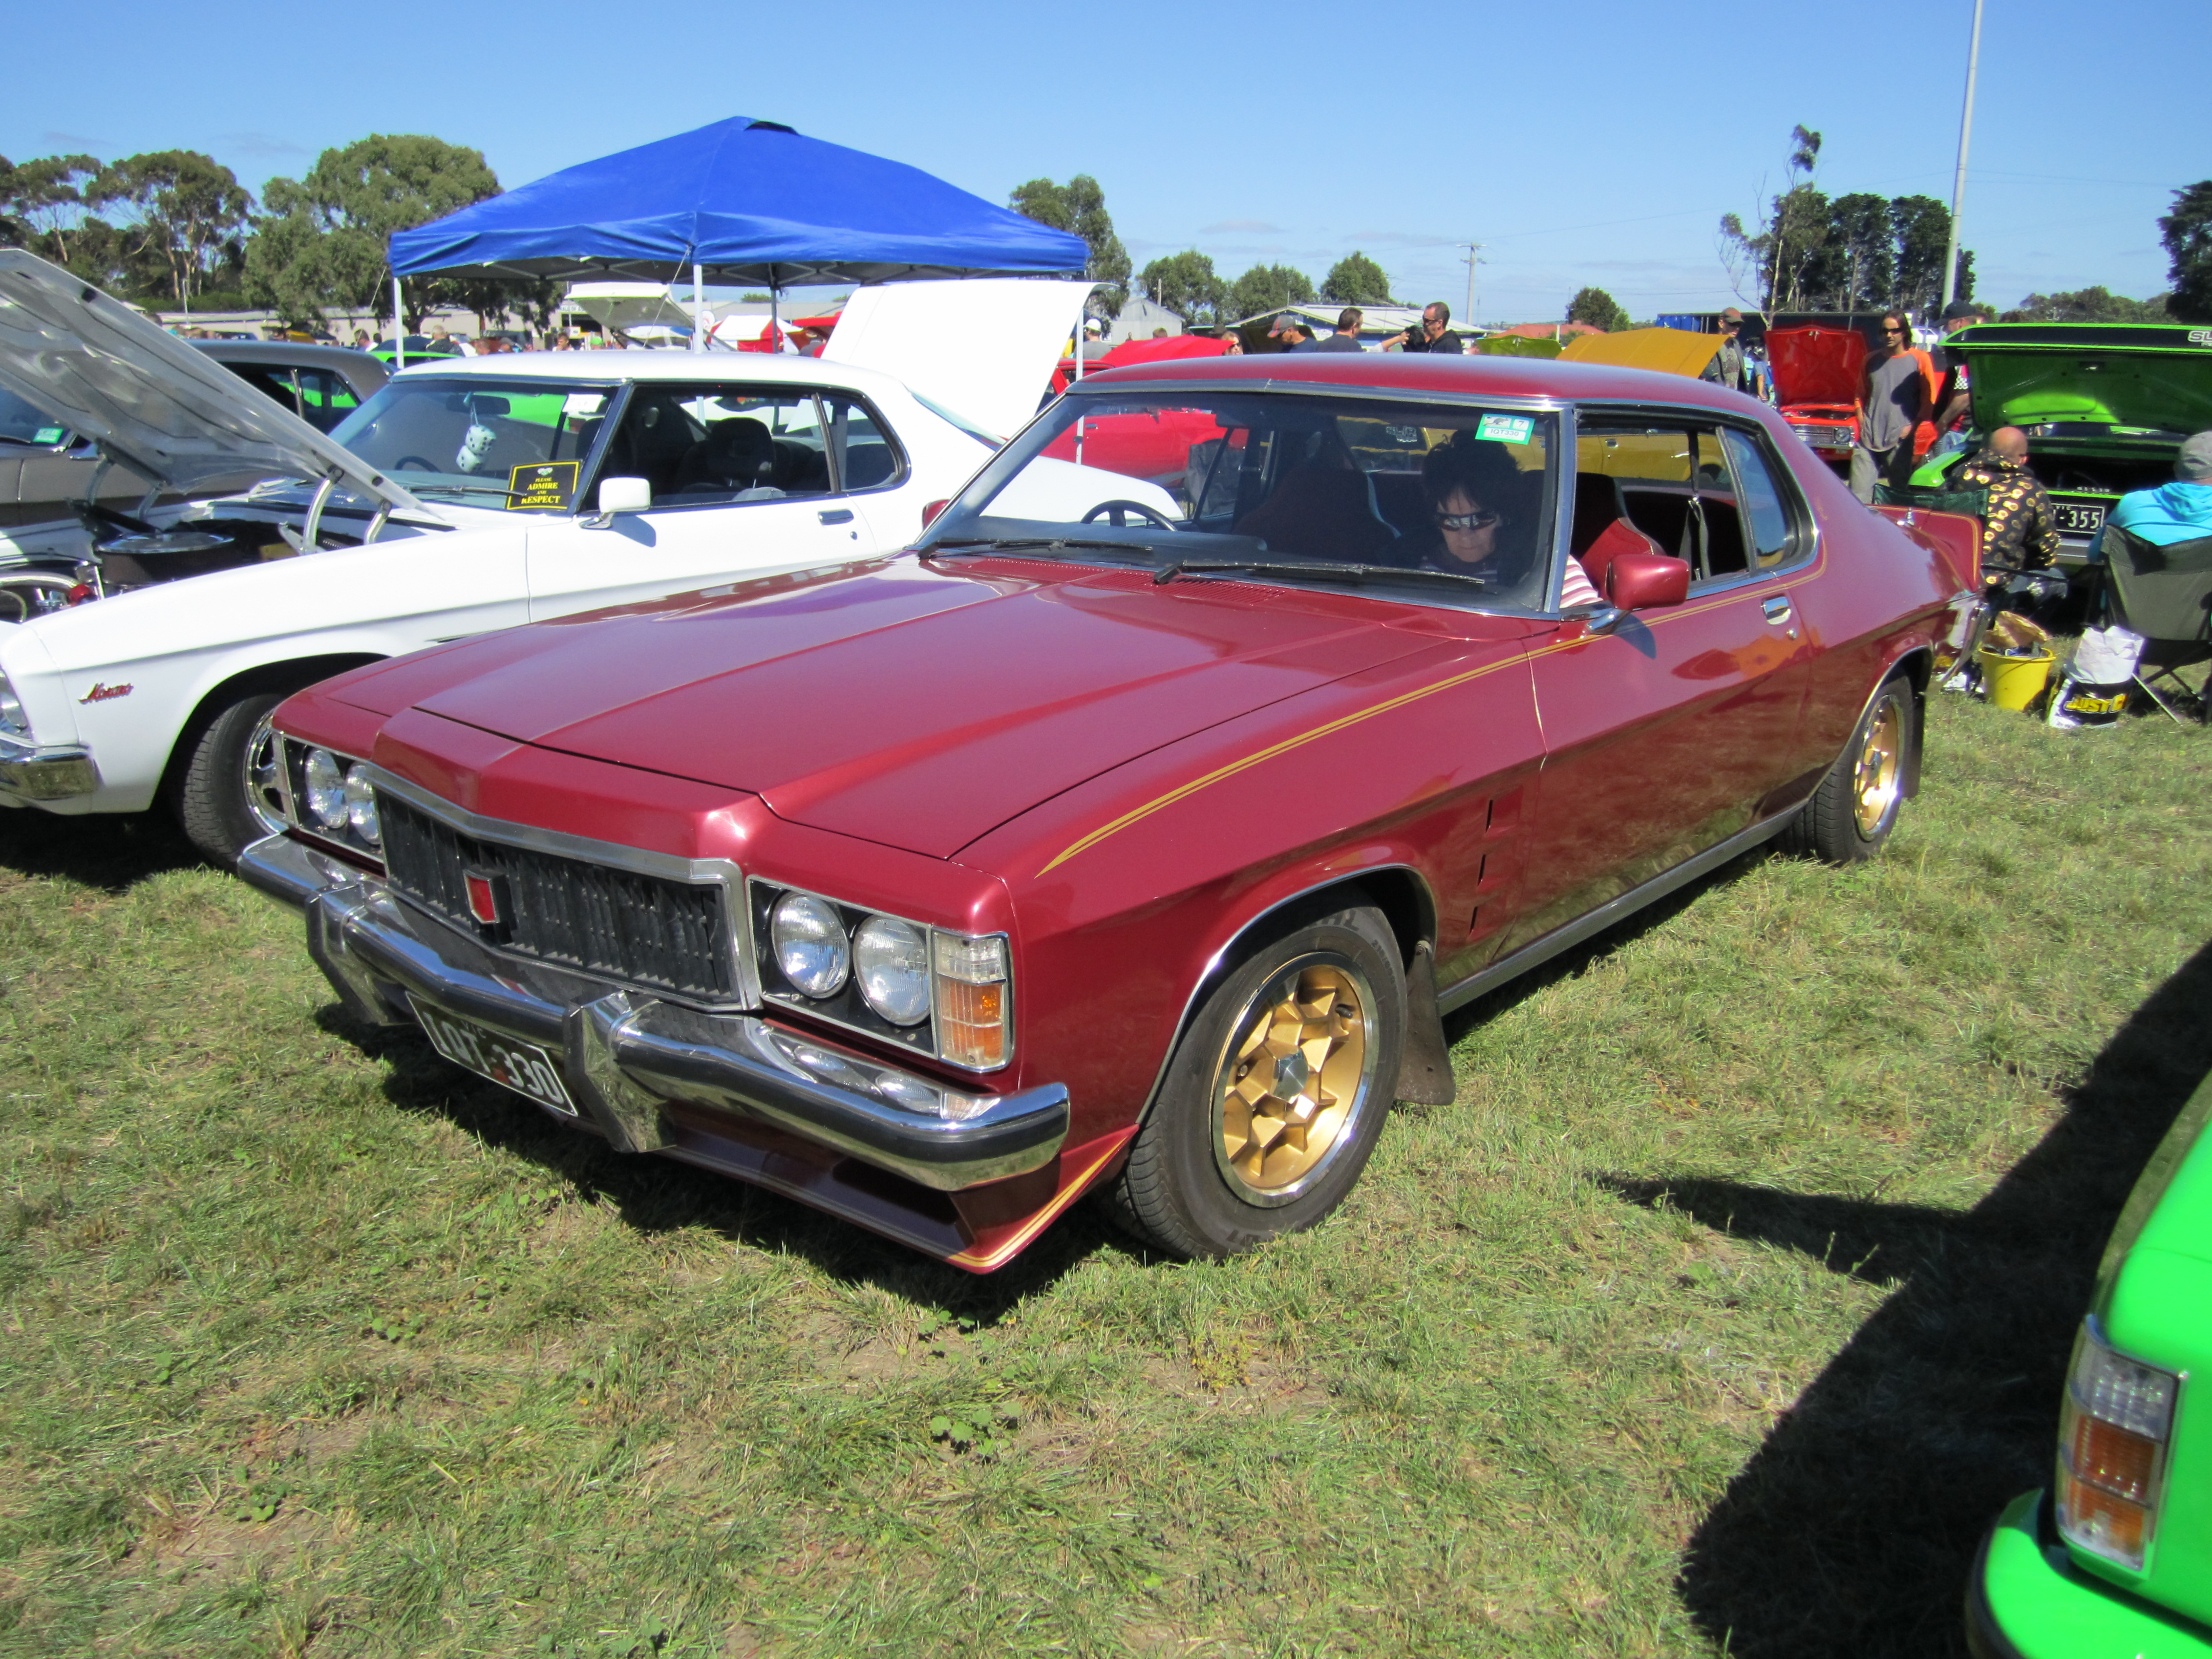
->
[1929,300,1991,456]
[2095,431,2212,564]
[1268,313,1313,351]
[1080,315,1108,361]
[1699,309,1751,392]
[1310,308,1365,353]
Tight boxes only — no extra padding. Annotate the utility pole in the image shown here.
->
[1940,0,1985,312]
[1461,242,1482,327]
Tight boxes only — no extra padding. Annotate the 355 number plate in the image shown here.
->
[411,996,578,1115]
[2054,501,2107,535]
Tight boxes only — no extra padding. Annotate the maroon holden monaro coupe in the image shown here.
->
[243,353,1976,1270]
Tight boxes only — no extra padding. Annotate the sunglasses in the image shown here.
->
[1883,326,1907,336]
[1437,507,1503,532]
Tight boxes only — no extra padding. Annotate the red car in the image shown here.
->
[1770,325,1941,476]
[242,354,1974,1270]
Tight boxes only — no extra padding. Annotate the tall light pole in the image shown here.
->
[1940,0,1985,312]
[1462,242,1482,327]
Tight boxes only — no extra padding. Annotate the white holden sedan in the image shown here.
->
[0,254,1146,863]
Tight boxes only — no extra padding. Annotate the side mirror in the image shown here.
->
[582,475,650,529]
[1605,550,1690,611]
[597,476,651,513]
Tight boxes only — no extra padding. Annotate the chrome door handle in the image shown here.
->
[1761,595,1793,624]
[818,507,855,525]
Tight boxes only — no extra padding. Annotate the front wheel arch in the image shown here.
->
[160,654,384,860]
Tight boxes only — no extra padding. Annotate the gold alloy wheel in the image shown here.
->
[1215,962,1372,1201]
[1853,698,1903,838]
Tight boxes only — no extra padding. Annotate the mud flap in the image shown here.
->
[1394,940,1456,1105]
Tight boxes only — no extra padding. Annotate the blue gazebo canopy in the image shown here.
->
[388,117,1089,288]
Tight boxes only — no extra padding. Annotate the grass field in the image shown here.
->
[4,695,2210,1658]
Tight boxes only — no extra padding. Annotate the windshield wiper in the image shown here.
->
[927,536,1146,557]
[1153,558,1485,590]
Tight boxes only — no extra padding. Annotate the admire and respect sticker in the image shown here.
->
[506,460,580,511]
[1476,414,1535,444]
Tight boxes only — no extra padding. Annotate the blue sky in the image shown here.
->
[7,0,2203,323]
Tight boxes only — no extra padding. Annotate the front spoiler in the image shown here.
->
[238,832,1069,1194]
[0,729,98,802]
[1967,1488,2211,1658]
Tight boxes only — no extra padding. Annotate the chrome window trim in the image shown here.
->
[748,875,1014,1075]
[360,761,758,1010]
[1566,403,1822,599]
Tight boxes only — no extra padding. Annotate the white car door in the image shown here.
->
[524,382,872,620]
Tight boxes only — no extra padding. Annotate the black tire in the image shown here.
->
[1102,903,1406,1259]
[1780,672,1915,864]
[171,689,292,867]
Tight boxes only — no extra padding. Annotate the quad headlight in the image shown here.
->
[753,882,1011,1072]
[771,892,850,997]
[284,740,382,855]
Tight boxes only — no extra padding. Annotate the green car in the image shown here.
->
[1968,1071,2211,1656]
[1909,323,2212,564]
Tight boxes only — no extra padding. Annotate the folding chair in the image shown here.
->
[2102,523,2212,725]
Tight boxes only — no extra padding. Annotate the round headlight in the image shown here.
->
[0,674,26,737]
[303,748,348,830]
[854,916,931,1026]
[343,765,379,844]
[771,893,849,997]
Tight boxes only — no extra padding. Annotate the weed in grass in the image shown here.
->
[2,699,2209,1655]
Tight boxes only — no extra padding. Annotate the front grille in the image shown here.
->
[380,793,739,1003]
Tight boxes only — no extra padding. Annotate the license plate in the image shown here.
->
[2054,501,2106,535]
[411,996,578,1115]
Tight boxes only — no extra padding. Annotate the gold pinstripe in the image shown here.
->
[1037,576,1805,877]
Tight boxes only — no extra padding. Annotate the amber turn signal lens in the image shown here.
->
[2071,1414,2160,1504]
[936,977,1006,1070]
[2059,1470,2149,1567]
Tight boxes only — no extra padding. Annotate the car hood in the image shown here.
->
[0,249,423,512]
[1769,326,1865,408]
[336,558,1440,858]
[821,278,1093,441]
[1953,322,2212,438]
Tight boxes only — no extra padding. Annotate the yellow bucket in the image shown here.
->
[1981,645,2054,710]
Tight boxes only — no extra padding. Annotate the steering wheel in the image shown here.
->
[393,455,436,471]
[1082,498,1177,531]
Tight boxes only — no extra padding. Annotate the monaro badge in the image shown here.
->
[78,682,133,704]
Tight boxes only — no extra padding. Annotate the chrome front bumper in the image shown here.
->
[238,832,1069,1191]
[0,730,99,801]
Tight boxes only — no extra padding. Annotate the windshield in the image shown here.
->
[329,377,611,508]
[926,387,1562,610]
[0,387,71,448]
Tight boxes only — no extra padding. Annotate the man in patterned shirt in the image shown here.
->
[1959,426,2060,571]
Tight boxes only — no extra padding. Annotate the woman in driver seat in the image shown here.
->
[1398,433,1600,605]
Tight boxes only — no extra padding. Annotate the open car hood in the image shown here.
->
[0,250,424,512]
[1954,323,2212,438]
[1768,326,1865,408]
[822,277,1093,441]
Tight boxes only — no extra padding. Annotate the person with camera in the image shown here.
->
[1384,303,1464,354]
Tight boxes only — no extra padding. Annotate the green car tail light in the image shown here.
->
[2057,1317,2180,1570]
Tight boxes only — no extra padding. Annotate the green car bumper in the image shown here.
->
[1970,1490,2212,1658]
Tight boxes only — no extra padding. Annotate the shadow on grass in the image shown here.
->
[0,804,204,891]
[315,1006,1126,1322]
[1602,935,2212,1658]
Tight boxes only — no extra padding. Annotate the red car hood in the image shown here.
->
[1769,326,1866,409]
[331,559,1440,859]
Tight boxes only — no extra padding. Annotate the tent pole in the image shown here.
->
[771,283,781,353]
[692,261,706,353]
[393,274,405,368]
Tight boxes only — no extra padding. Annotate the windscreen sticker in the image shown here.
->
[34,426,67,445]
[1476,414,1536,444]
[507,460,579,511]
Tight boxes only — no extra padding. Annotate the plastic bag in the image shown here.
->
[2068,624,2145,684]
